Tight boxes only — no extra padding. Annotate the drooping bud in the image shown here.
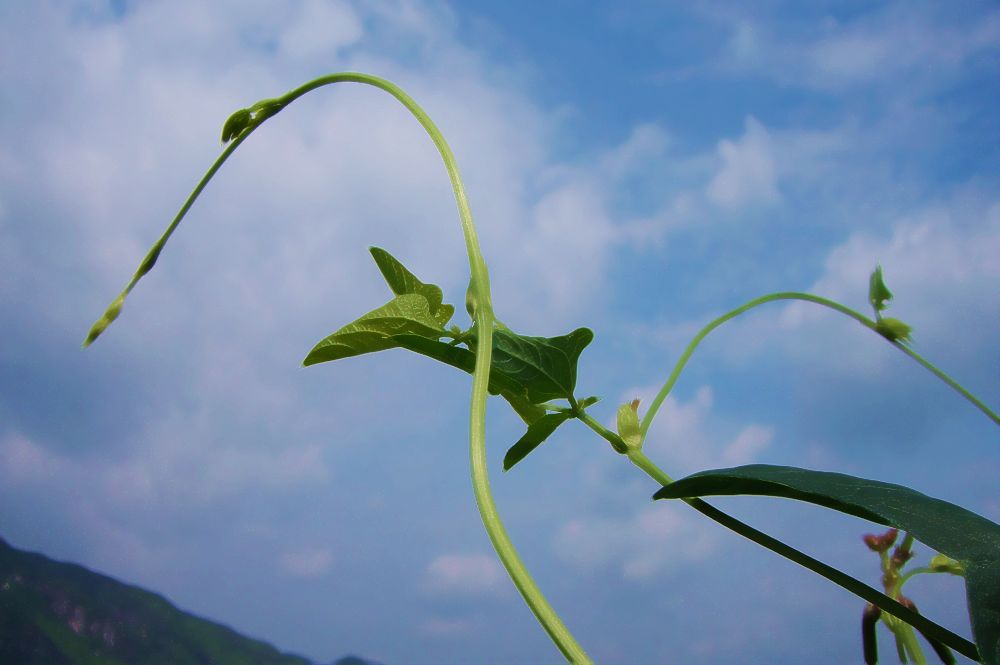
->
[83,292,126,347]
[862,603,881,665]
[616,399,642,451]
[221,108,253,144]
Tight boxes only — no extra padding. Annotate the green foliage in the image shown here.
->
[0,537,313,665]
[369,246,454,327]
[655,464,1000,663]
[875,316,913,343]
[303,249,591,442]
[84,73,1000,664]
[475,328,594,404]
[869,264,894,313]
[503,413,574,471]
[303,294,448,365]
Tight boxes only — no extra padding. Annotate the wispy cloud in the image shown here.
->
[421,553,505,596]
[706,116,779,209]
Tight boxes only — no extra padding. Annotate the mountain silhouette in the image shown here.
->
[0,536,379,665]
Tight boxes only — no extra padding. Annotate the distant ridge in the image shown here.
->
[0,536,379,665]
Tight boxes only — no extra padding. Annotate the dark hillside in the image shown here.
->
[0,536,367,665]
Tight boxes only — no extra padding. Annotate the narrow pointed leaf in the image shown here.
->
[655,464,1000,663]
[503,413,574,471]
[369,247,453,327]
[303,294,445,366]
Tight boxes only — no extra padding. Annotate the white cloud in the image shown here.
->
[277,0,363,60]
[630,385,774,474]
[775,198,1000,374]
[707,117,779,209]
[279,546,334,577]
[0,432,62,485]
[0,424,328,514]
[720,424,773,466]
[552,504,717,581]
[421,553,504,596]
[707,4,1000,93]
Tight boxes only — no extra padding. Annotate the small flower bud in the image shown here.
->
[863,528,898,552]
[875,317,913,344]
[890,541,915,568]
[928,554,965,576]
[616,399,642,451]
[83,293,126,347]
[221,108,252,143]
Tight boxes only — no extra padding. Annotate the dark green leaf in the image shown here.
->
[397,326,594,417]
[481,328,594,403]
[655,464,1000,663]
[503,413,574,471]
[968,562,1000,665]
[369,247,453,327]
[303,294,445,366]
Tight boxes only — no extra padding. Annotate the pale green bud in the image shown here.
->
[616,399,642,451]
[875,317,913,343]
[929,554,965,576]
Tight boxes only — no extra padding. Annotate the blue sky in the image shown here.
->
[1,1,998,663]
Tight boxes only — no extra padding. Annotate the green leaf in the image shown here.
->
[503,392,548,425]
[869,264,894,312]
[369,247,454,327]
[503,413,574,471]
[654,464,1000,663]
[478,328,594,403]
[303,294,445,366]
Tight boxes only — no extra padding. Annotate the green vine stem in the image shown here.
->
[85,73,591,664]
[638,292,1000,439]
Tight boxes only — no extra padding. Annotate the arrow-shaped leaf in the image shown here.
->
[654,464,1000,664]
[369,247,454,327]
[303,294,445,366]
